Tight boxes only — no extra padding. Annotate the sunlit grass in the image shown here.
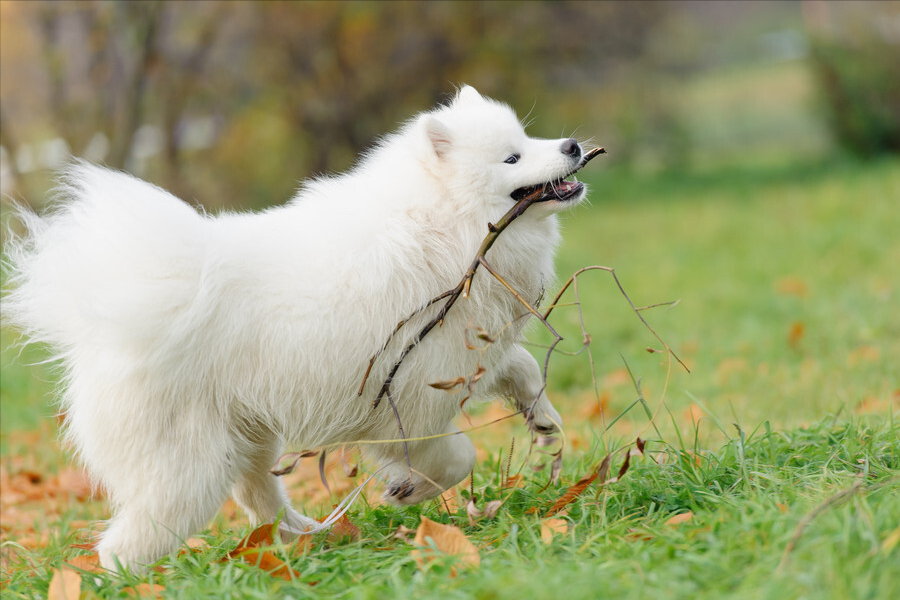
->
[1,156,898,599]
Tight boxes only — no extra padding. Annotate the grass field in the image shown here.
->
[1,153,897,599]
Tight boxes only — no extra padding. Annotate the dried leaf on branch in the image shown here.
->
[466,496,503,526]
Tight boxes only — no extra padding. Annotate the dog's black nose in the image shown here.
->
[560,138,581,158]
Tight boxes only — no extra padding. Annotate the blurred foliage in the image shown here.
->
[807,2,900,156]
[0,0,667,208]
[0,0,878,211]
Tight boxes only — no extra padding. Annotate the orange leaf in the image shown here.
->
[502,474,524,489]
[664,511,693,526]
[228,523,277,558]
[227,523,301,580]
[123,583,165,598]
[540,518,569,544]
[327,514,361,544]
[65,553,103,573]
[48,567,81,600]
[412,516,480,570]
[787,321,805,347]
[775,276,808,297]
[544,454,611,517]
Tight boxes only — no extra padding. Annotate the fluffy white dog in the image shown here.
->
[3,86,590,570]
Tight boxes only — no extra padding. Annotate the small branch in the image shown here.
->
[355,148,605,475]
[544,266,690,374]
[776,478,864,572]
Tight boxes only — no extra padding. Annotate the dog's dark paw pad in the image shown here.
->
[386,479,415,500]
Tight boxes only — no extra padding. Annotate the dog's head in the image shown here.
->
[416,85,589,216]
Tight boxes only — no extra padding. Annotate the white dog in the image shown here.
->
[3,86,590,570]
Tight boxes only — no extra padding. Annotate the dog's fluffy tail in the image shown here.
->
[3,162,208,358]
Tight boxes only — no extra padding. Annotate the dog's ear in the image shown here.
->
[456,85,484,105]
[423,116,452,159]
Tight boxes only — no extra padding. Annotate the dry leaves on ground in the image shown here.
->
[412,516,480,572]
[540,518,569,544]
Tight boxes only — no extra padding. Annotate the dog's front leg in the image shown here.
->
[493,344,563,435]
[374,422,475,506]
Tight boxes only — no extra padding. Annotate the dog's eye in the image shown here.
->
[504,154,520,165]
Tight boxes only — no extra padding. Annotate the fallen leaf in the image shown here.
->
[625,528,654,542]
[540,518,569,544]
[47,567,81,600]
[664,511,693,526]
[602,369,631,388]
[502,474,523,489]
[848,345,881,366]
[578,390,610,420]
[65,553,103,573]
[776,276,808,297]
[227,523,301,580]
[636,437,646,455]
[123,583,165,598]
[412,516,480,570]
[787,321,805,347]
[327,513,360,544]
[544,454,611,517]
[683,403,704,423]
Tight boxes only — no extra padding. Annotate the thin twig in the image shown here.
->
[776,478,864,572]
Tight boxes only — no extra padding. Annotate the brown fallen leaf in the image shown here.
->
[412,516,480,570]
[123,583,165,598]
[540,518,569,544]
[65,553,104,573]
[787,321,805,347]
[544,454,611,517]
[502,474,524,489]
[327,513,361,544]
[664,511,693,526]
[48,567,81,600]
[227,523,301,580]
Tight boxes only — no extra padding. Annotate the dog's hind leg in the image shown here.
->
[89,421,234,571]
[230,435,319,537]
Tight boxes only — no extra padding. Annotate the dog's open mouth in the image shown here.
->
[510,147,606,203]
[510,178,584,202]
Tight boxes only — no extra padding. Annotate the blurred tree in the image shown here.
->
[804,1,900,156]
[0,0,669,208]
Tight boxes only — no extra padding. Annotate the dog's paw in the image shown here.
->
[383,478,416,505]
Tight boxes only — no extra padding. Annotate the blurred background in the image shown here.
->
[1,0,898,435]
[1,0,897,209]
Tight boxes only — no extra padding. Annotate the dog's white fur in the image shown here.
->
[3,86,585,570]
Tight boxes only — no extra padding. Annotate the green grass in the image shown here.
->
[1,156,899,598]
